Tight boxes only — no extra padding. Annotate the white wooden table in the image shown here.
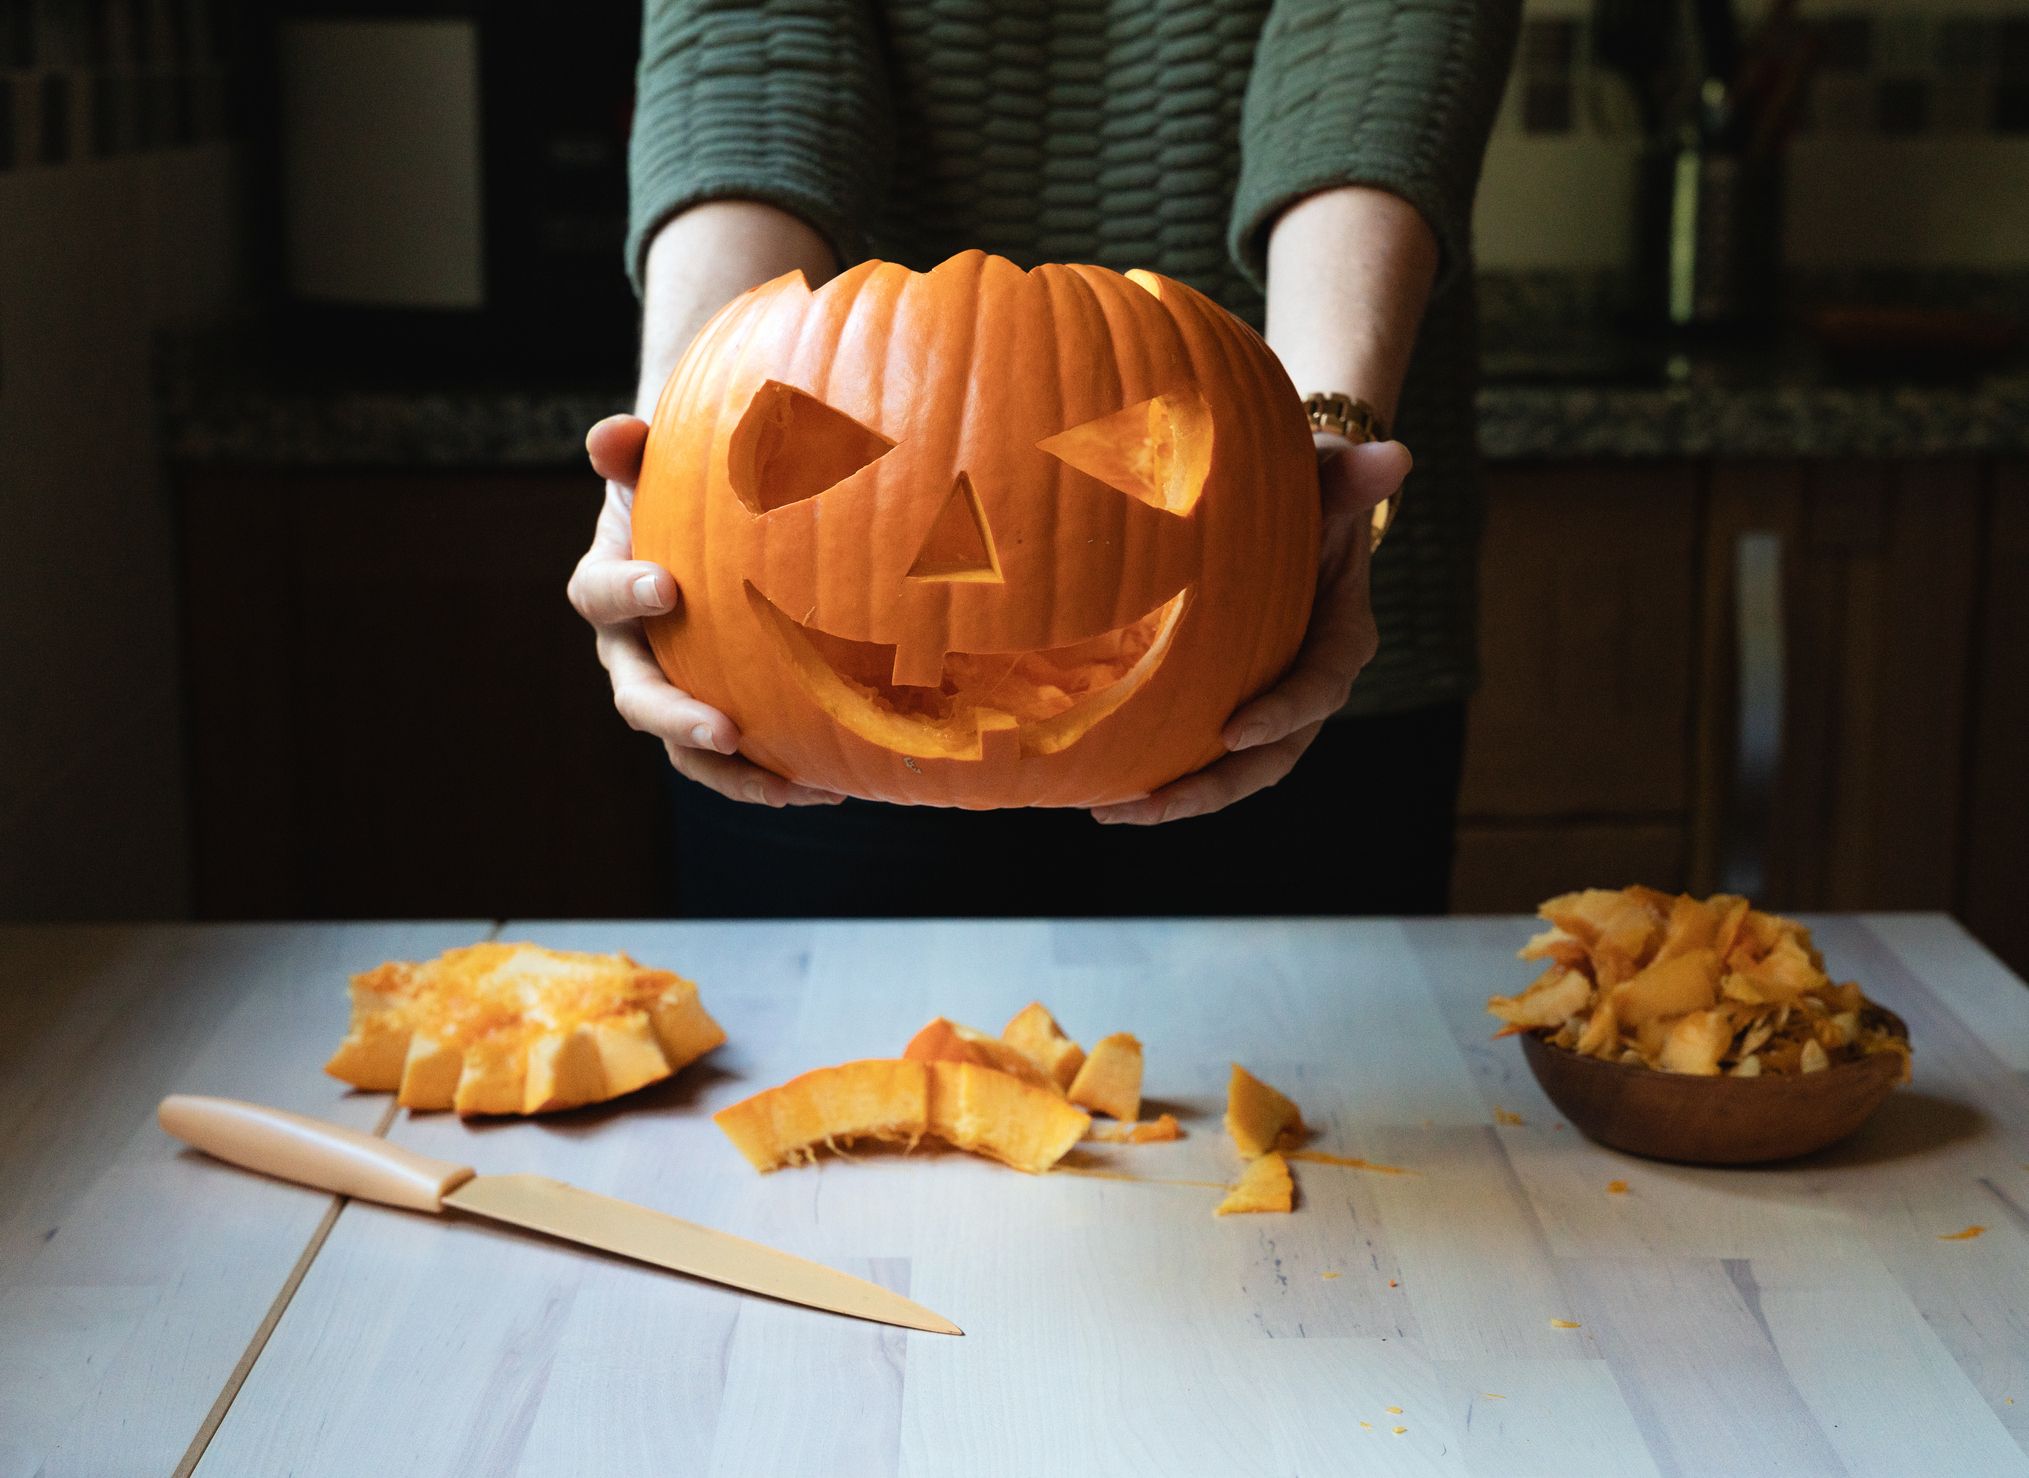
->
[5,915,2029,1477]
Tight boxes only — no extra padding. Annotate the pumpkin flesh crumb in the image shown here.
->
[1090,1112,1181,1144]
[1000,1001,1086,1090]
[1068,1032,1143,1120]
[1225,1063,1305,1156]
[1215,1151,1294,1216]
[324,942,725,1117]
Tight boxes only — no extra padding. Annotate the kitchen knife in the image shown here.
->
[158,1094,960,1336]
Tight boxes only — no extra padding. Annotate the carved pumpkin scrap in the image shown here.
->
[1068,1032,1143,1121]
[904,1016,1061,1093]
[325,942,724,1116]
[714,1058,1089,1175]
[1226,1064,1305,1157]
[634,250,1321,808]
[1215,1151,1294,1216]
[1002,1001,1086,1089]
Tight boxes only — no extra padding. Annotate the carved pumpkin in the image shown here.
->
[634,250,1320,808]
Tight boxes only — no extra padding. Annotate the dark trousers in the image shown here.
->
[666,702,1466,918]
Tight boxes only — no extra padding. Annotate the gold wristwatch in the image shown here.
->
[1302,391,1398,555]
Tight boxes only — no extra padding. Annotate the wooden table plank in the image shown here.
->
[8,913,2026,1476]
[0,921,490,1478]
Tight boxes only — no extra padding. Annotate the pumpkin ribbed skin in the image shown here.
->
[634,250,1319,809]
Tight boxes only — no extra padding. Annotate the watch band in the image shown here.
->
[1302,392,1399,555]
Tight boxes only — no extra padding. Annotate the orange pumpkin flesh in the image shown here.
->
[1226,1063,1305,1157]
[325,943,725,1117]
[633,250,1321,808]
[1091,1112,1182,1144]
[903,1017,1061,1093]
[714,1058,1090,1175]
[1002,1001,1087,1089]
[713,1060,931,1171]
[1216,1152,1295,1216]
[1068,1032,1144,1120]
[925,1061,1091,1174]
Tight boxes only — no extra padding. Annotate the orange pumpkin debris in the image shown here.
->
[1001,1001,1087,1089]
[1215,1151,1294,1215]
[714,1060,931,1171]
[1225,1063,1305,1157]
[904,1016,1059,1092]
[325,942,724,1116]
[1068,1032,1143,1120]
[714,1059,1089,1175]
[1091,1112,1182,1144]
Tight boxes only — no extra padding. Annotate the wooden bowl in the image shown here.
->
[1518,1008,1909,1165]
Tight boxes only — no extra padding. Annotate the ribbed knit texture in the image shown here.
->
[628,0,1519,714]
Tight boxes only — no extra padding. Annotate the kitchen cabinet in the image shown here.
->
[1453,458,2027,979]
[179,469,665,919]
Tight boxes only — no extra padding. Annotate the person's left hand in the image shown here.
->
[1090,434,1409,826]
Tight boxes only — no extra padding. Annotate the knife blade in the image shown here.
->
[159,1094,959,1336]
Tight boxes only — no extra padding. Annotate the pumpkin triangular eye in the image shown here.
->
[1036,390,1212,516]
[729,380,894,515]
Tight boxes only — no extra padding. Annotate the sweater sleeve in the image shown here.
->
[626,0,893,292]
[1228,0,1520,292]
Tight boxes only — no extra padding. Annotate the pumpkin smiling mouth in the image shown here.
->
[745,584,1190,763]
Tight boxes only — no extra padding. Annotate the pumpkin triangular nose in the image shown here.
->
[906,472,1001,583]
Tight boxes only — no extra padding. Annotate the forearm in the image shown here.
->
[1263,186,1436,431]
[635,200,838,416]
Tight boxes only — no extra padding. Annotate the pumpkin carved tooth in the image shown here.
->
[324,943,724,1117]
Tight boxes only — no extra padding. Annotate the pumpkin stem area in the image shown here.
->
[746,584,1190,761]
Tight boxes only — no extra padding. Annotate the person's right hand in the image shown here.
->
[569,414,842,808]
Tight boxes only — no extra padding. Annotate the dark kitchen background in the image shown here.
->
[3,1,2025,972]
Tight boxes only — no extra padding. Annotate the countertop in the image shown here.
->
[6,914,2028,1476]
[160,273,2029,467]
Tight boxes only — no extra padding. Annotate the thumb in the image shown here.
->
[586,414,651,486]
[1320,439,1412,517]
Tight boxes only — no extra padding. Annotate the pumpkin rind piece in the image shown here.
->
[397,1035,463,1110]
[1002,1002,1086,1089]
[925,1061,1090,1174]
[1226,1064,1305,1157]
[325,962,419,1090]
[1216,1151,1294,1215]
[904,1017,1061,1092]
[714,1060,931,1172]
[1067,1032,1143,1120]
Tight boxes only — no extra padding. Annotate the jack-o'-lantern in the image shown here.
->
[633,250,1320,808]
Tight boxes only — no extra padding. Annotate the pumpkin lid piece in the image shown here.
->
[1216,1152,1295,1216]
[1068,1032,1143,1121]
[324,942,725,1117]
[1002,1001,1086,1090]
[904,1016,1061,1093]
[1226,1064,1305,1157]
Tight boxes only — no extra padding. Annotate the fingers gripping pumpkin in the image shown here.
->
[634,250,1321,808]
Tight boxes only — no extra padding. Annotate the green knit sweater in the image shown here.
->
[627,0,1519,714]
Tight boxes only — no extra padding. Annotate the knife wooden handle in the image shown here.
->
[159,1095,475,1212]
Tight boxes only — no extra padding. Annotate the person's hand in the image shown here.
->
[1091,435,1407,826]
[569,414,842,807]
